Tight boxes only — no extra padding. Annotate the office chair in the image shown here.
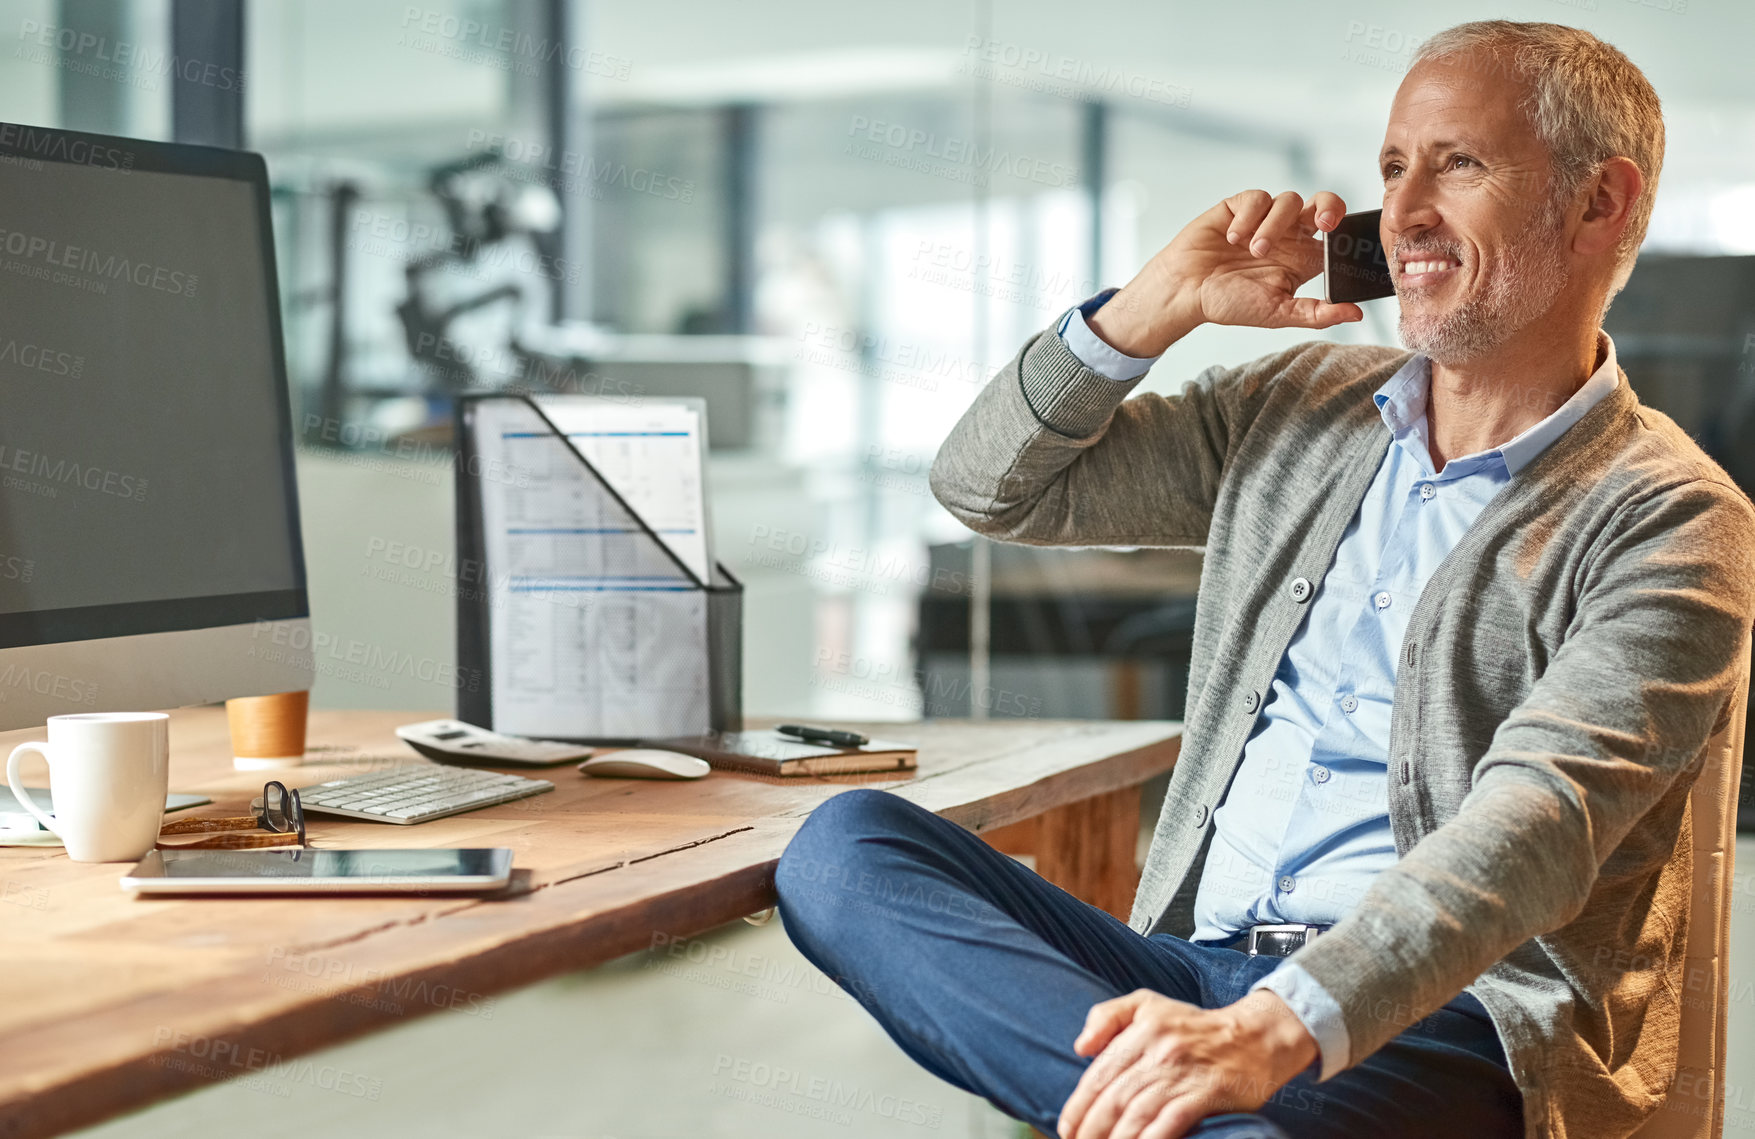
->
[1632,641,1749,1139]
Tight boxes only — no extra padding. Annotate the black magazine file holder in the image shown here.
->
[455,393,742,744]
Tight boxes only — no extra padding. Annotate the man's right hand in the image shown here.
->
[1088,190,1365,359]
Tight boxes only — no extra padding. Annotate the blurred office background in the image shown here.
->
[5,0,1753,729]
[6,0,1754,1135]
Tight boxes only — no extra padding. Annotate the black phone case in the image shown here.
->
[1324,210,1395,303]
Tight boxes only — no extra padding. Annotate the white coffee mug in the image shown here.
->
[6,712,170,862]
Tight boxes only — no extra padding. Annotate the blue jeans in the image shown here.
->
[773,789,1522,1138]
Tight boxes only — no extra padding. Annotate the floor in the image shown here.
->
[75,838,1755,1139]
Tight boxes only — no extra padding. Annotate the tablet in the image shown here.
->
[121,848,513,895]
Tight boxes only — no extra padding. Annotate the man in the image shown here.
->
[775,20,1755,1139]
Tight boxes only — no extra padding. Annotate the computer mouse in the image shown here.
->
[578,749,711,780]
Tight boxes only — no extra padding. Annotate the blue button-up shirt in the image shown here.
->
[1059,297,1620,1075]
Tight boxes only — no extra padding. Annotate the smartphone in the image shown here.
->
[1323,209,1394,303]
[120,847,514,894]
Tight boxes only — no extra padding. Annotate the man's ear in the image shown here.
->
[1573,156,1643,258]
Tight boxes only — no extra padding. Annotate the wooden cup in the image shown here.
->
[225,690,309,770]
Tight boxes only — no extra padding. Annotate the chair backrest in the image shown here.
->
[1629,650,1749,1139]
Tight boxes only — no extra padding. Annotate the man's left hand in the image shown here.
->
[1057,988,1319,1139]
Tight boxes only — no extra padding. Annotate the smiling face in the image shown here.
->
[1380,52,1578,363]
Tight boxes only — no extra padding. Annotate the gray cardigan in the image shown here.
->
[929,328,1755,1139]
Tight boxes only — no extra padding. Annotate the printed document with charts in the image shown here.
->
[467,395,715,739]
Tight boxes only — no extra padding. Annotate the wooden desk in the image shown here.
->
[0,708,1179,1138]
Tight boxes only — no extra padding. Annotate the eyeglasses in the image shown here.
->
[157,781,306,849]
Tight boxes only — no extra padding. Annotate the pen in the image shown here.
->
[777,723,869,748]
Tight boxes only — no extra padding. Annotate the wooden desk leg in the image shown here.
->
[1034,784,1142,921]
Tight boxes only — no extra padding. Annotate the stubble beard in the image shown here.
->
[1396,199,1572,365]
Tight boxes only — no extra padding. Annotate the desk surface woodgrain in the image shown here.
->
[0,707,1179,1137]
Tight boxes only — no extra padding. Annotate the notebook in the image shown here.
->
[0,787,210,843]
[646,729,918,777]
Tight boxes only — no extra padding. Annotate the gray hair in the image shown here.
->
[1412,20,1664,296]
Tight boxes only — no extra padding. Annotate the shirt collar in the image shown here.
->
[1372,331,1621,478]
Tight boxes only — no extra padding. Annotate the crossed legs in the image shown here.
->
[773,789,1521,1138]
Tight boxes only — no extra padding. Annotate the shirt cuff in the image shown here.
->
[1250,962,1351,1082]
[1056,288,1162,382]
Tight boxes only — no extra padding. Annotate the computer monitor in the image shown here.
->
[0,122,312,728]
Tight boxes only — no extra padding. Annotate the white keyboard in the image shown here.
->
[299,765,554,825]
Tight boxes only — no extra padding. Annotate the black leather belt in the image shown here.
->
[1230,923,1327,958]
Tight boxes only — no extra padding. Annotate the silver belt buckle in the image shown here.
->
[1246,923,1321,956]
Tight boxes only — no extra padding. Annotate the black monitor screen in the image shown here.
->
[0,124,305,647]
